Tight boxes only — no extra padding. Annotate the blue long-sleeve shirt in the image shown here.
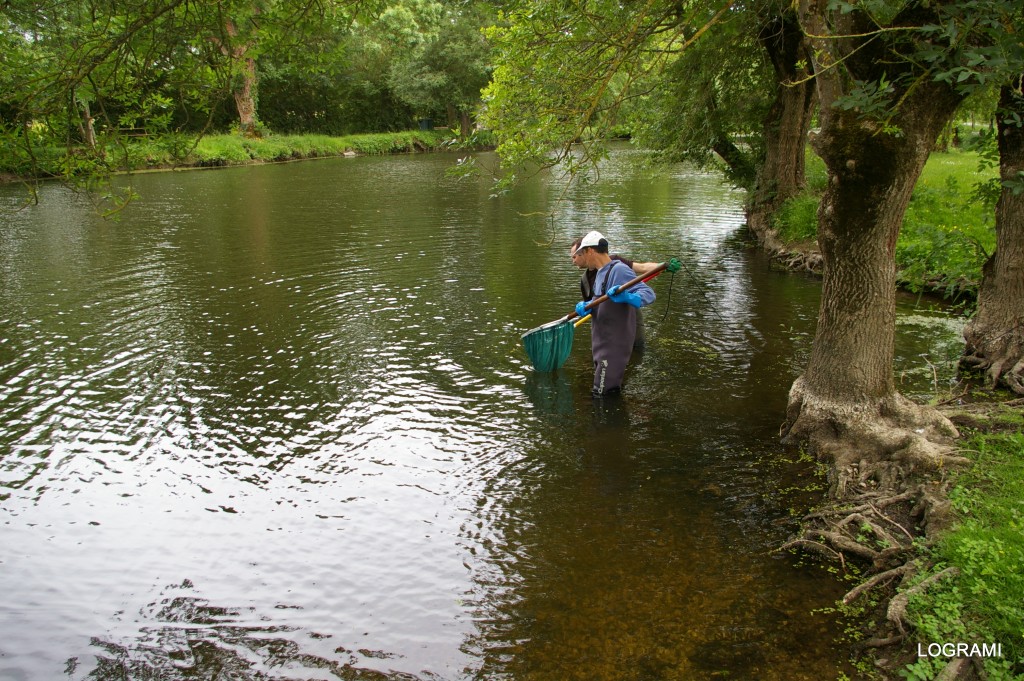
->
[593,260,655,306]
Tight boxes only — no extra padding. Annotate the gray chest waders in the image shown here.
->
[591,294,637,394]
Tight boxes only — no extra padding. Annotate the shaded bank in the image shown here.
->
[0,130,479,183]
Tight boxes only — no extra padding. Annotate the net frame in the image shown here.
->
[521,318,575,372]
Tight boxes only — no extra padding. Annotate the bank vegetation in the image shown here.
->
[0,130,461,181]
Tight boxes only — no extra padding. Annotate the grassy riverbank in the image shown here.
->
[896,406,1024,680]
[773,144,997,306]
[818,397,1024,681]
[876,401,1019,675]
[0,130,465,180]
[181,130,463,166]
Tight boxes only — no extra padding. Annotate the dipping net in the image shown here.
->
[521,318,576,372]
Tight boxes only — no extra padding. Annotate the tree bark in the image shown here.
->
[784,0,966,495]
[446,103,473,138]
[222,17,261,138]
[77,98,97,148]
[746,9,817,251]
[233,55,260,137]
[961,78,1024,394]
[713,134,756,184]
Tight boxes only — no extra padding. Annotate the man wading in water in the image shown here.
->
[570,237,658,352]
[572,231,656,396]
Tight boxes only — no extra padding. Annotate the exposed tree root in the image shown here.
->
[780,538,845,565]
[782,484,968,679]
[843,564,915,606]
[742,220,825,276]
[783,488,925,573]
[776,383,997,679]
[804,489,917,521]
[961,349,1024,396]
[779,395,1024,679]
[887,566,960,633]
[771,248,823,274]
[935,657,974,681]
[854,633,905,651]
[783,379,968,504]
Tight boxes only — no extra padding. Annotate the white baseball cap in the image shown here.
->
[575,230,608,253]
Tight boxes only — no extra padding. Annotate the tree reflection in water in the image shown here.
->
[68,581,431,681]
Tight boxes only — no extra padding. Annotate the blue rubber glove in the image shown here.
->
[575,301,590,318]
[607,284,643,308]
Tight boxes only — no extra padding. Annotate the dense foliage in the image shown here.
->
[0,0,494,182]
[481,0,753,188]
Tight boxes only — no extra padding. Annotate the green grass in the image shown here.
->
[896,151,996,300]
[772,145,998,302]
[901,423,1024,681]
[773,191,821,243]
[190,130,453,165]
[0,130,456,178]
[771,149,827,244]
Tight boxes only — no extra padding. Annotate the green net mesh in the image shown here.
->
[521,318,576,372]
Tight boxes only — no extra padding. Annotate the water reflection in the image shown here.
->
[75,581,426,681]
[521,371,576,419]
[460,390,845,680]
[0,149,963,680]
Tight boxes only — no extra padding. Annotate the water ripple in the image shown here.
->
[0,150,961,681]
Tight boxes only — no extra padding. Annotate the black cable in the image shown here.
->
[660,271,676,322]
[670,257,727,322]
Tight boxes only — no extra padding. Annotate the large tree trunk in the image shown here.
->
[746,9,817,251]
[961,79,1024,394]
[233,55,260,137]
[713,134,756,183]
[784,0,967,497]
[77,98,97,149]
[222,17,261,138]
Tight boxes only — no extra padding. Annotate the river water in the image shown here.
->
[0,148,964,680]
